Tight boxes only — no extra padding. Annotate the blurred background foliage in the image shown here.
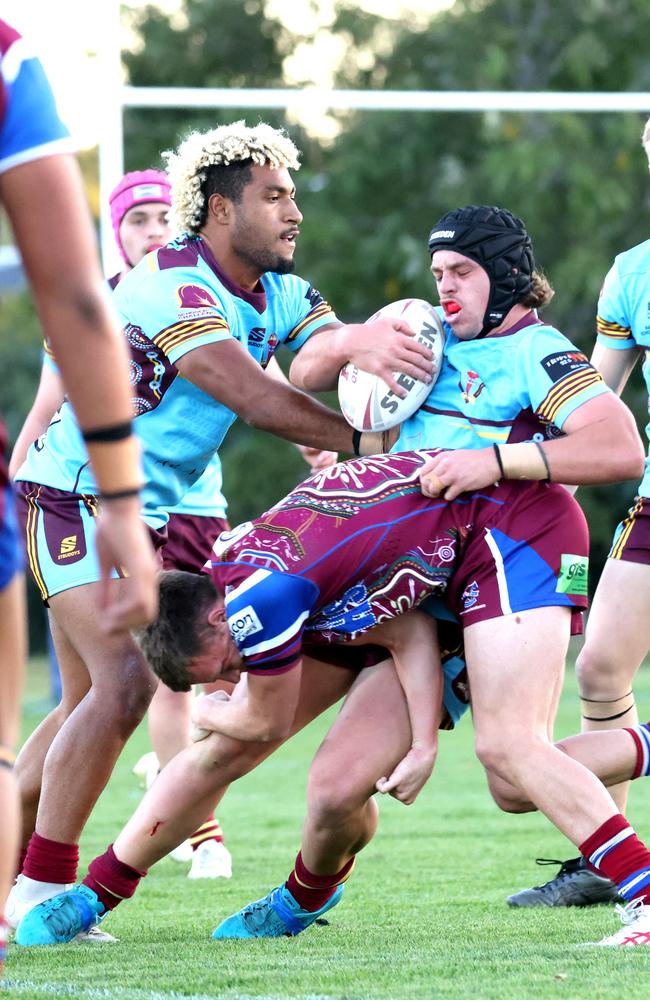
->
[3,0,649,648]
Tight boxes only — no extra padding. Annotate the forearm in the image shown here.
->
[193,692,291,744]
[290,325,361,392]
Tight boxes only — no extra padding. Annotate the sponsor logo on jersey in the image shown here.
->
[541,350,590,383]
[176,284,219,313]
[556,554,589,596]
[58,535,80,560]
[228,605,263,643]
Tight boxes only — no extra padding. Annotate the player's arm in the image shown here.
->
[590,341,640,395]
[176,337,384,455]
[265,356,338,469]
[421,392,645,500]
[9,364,64,477]
[190,666,302,743]
[0,154,158,629]
[357,611,442,804]
[289,320,435,397]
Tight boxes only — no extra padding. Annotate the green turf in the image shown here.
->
[5,650,650,999]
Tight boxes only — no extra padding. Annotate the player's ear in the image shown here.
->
[206,602,227,626]
[207,192,230,225]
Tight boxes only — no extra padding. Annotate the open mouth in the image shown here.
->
[442,301,461,316]
[281,230,299,246]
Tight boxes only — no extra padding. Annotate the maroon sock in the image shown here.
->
[285,851,355,912]
[83,844,147,912]
[22,832,78,884]
[580,814,650,899]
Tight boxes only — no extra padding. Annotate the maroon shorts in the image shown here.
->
[609,496,650,565]
[163,513,230,574]
[446,481,589,632]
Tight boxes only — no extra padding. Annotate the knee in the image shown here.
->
[575,644,611,696]
[94,656,157,733]
[306,762,367,827]
[474,732,520,786]
[485,769,535,814]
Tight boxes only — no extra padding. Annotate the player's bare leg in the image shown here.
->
[14,612,91,851]
[465,606,623,843]
[8,577,158,933]
[12,659,355,945]
[575,559,650,812]
[115,660,354,872]
[300,657,411,875]
[507,565,650,909]
[0,573,26,944]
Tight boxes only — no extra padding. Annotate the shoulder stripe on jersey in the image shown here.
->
[225,567,271,601]
[0,137,73,175]
[152,317,229,355]
[536,368,603,424]
[286,302,333,343]
[597,316,632,340]
[235,608,311,657]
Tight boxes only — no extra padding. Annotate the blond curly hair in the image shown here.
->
[163,121,301,234]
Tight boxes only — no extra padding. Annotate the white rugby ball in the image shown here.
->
[338,298,445,432]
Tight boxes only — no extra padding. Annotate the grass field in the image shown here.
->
[4,645,650,1000]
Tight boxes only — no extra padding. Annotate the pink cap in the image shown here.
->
[109,169,172,262]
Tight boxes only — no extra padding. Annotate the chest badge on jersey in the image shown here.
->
[176,285,219,318]
[460,370,485,405]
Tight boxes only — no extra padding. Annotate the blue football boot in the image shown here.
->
[16,885,105,946]
[212,883,343,939]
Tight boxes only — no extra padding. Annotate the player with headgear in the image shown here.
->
[508,116,650,915]
[13,205,650,950]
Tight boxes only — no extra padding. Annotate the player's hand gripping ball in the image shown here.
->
[338,299,445,432]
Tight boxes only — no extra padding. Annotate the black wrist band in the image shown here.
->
[83,421,133,444]
[535,441,552,482]
[352,429,362,456]
[493,443,505,479]
[99,487,141,502]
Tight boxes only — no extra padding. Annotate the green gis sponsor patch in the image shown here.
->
[556,554,589,595]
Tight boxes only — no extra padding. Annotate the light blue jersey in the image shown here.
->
[17,235,337,528]
[395,309,607,453]
[596,239,650,497]
[42,343,228,520]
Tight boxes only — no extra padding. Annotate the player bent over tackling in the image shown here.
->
[16,447,604,945]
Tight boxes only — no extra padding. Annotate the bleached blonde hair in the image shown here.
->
[163,121,301,234]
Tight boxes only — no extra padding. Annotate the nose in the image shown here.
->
[287,198,303,225]
[436,268,455,295]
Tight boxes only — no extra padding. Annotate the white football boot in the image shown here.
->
[593,898,650,946]
[5,874,73,930]
[188,840,232,880]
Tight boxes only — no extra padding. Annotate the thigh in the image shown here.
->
[464,606,571,741]
[49,581,154,691]
[0,573,26,748]
[309,658,411,794]
[581,557,650,676]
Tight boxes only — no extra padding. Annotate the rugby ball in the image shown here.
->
[338,299,444,432]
